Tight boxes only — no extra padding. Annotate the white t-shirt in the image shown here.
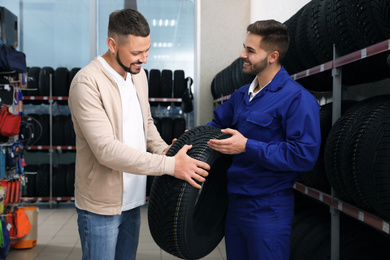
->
[98,56,147,212]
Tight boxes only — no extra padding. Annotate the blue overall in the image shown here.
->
[208,67,321,259]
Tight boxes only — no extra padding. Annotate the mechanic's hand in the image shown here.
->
[162,138,177,155]
[207,128,247,155]
[174,145,210,189]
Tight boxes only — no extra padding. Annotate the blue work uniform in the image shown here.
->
[207,66,321,259]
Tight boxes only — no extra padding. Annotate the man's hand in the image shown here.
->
[207,128,247,155]
[174,145,210,189]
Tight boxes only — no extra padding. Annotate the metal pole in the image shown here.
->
[330,44,342,260]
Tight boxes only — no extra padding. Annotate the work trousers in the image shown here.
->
[225,189,294,260]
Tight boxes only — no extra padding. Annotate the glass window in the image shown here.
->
[0,0,194,77]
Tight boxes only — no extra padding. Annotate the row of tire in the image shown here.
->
[210,0,390,98]
[284,0,390,91]
[22,114,75,147]
[21,113,185,148]
[23,163,75,198]
[25,66,190,101]
[299,95,390,221]
[291,193,390,259]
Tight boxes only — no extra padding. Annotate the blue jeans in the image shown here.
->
[76,206,141,260]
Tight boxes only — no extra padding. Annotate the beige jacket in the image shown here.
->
[68,58,175,215]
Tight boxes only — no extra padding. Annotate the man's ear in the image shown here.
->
[107,37,117,54]
[268,51,280,64]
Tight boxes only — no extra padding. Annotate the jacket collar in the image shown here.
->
[239,66,289,95]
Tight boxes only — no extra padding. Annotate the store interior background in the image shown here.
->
[2,0,389,126]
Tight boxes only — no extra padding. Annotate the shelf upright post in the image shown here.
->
[330,44,342,260]
[49,73,53,209]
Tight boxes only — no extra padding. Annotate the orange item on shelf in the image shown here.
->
[12,206,38,249]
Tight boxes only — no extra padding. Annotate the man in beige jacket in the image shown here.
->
[68,8,209,260]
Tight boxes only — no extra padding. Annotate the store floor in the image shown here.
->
[6,202,227,260]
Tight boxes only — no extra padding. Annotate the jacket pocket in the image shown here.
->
[247,112,274,127]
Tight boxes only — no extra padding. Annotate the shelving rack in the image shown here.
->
[22,84,186,204]
[212,38,390,260]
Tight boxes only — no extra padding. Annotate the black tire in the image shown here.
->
[344,96,390,217]
[66,163,75,197]
[160,117,173,144]
[148,125,232,259]
[53,67,69,97]
[52,164,68,197]
[52,115,66,146]
[63,115,76,146]
[24,165,37,197]
[148,69,161,107]
[26,67,41,97]
[160,69,173,107]
[172,117,186,139]
[174,70,186,106]
[39,66,54,96]
[35,163,50,197]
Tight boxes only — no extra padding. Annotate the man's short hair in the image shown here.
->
[108,8,150,44]
[247,20,289,64]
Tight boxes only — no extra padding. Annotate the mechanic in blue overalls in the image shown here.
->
[207,20,321,259]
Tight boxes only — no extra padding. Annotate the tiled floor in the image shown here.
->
[5,202,227,260]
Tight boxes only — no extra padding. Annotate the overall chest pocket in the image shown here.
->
[246,112,280,140]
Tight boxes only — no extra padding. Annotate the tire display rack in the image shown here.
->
[212,39,390,260]
[0,71,25,208]
[22,74,75,205]
[22,68,193,203]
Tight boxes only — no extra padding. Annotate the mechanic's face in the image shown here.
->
[240,33,270,76]
[115,34,150,74]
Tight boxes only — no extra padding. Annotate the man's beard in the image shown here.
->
[243,56,268,76]
[116,52,141,75]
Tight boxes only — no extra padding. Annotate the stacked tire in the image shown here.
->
[291,193,390,259]
[324,95,390,220]
[211,58,255,100]
[283,0,390,91]
[24,163,75,198]
[148,69,191,111]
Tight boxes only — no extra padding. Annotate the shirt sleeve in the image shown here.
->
[245,92,321,172]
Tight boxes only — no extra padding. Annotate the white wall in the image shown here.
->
[250,0,310,23]
[195,0,251,126]
[194,0,310,126]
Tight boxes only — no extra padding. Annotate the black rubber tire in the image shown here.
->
[52,164,68,197]
[172,117,186,139]
[344,96,390,217]
[148,125,232,259]
[66,163,75,197]
[39,66,54,96]
[174,70,186,106]
[63,115,76,146]
[27,66,41,96]
[160,117,173,144]
[24,165,37,197]
[160,69,173,107]
[53,67,69,97]
[324,99,377,202]
[52,115,66,146]
[35,163,50,197]
[148,69,161,107]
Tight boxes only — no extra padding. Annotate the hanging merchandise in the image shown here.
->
[0,219,10,259]
[0,148,5,178]
[0,106,21,137]
[0,44,27,73]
